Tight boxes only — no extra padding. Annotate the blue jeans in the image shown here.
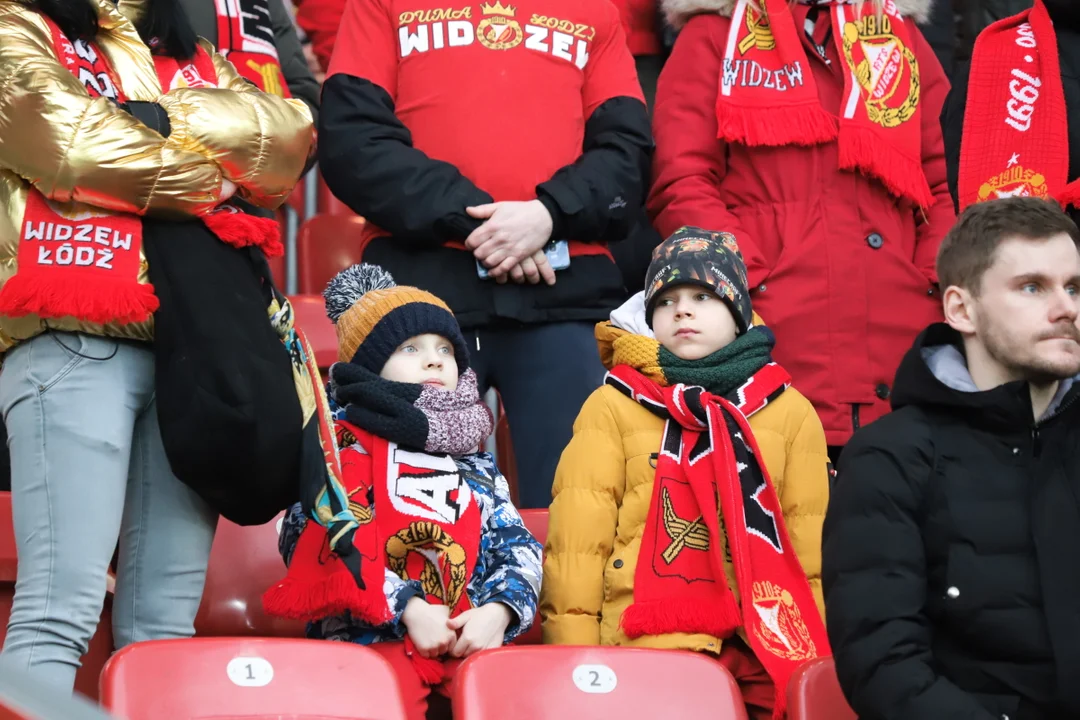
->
[0,332,217,692]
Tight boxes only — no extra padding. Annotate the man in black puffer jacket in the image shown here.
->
[823,197,1080,720]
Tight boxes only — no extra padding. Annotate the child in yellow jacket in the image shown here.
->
[541,227,831,720]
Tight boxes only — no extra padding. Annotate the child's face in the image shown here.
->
[380,333,459,391]
[652,285,738,361]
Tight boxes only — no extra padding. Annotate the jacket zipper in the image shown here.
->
[851,404,861,432]
[1031,388,1080,459]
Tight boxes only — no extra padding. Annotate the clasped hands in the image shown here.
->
[464,200,557,286]
[402,597,514,660]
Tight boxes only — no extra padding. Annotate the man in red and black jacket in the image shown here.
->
[318,0,652,508]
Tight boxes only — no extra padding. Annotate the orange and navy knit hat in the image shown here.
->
[323,264,470,375]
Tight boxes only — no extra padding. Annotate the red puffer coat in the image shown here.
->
[648,0,955,446]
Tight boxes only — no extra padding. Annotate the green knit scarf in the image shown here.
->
[660,326,776,396]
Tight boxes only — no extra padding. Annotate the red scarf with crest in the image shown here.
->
[607,363,828,720]
[215,0,291,97]
[264,420,482,685]
[0,18,281,327]
[718,0,932,208]
[957,0,1080,211]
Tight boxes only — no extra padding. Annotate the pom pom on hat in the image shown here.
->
[323,263,471,376]
[324,263,396,323]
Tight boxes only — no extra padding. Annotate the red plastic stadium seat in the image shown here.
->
[452,646,748,720]
[0,493,113,700]
[787,657,857,720]
[511,510,548,646]
[297,215,367,295]
[100,637,408,720]
[494,401,518,500]
[518,509,548,548]
[194,514,305,639]
[288,295,339,372]
[265,249,285,290]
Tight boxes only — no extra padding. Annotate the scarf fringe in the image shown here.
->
[405,637,448,686]
[202,211,284,258]
[0,273,158,325]
[620,595,742,640]
[262,572,391,626]
[1058,181,1080,210]
[717,101,838,148]
[839,124,934,209]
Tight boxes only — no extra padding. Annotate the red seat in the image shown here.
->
[0,493,113,700]
[297,215,367,295]
[452,646,748,720]
[787,657,856,720]
[518,509,548,547]
[100,637,408,720]
[494,402,519,500]
[194,514,305,639]
[512,510,548,646]
[288,295,339,372]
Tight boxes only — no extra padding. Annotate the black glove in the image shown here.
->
[118,101,172,138]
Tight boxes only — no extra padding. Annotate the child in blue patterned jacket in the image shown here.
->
[265,265,541,720]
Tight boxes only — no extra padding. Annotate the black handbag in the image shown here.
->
[142,215,303,525]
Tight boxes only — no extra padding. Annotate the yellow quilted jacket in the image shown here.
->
[540,319,829,652]
[0,0,314,350]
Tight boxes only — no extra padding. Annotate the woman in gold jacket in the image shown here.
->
[0,0,312,692]
[541,228,830,719]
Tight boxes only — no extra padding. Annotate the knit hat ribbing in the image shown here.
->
[643,226,753,333]
[324,264,470,375]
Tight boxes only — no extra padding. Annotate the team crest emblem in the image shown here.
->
[650,477,717,583]
[979,165,1049,201]
[738,6,775,54]
[170,63,212,89]
[386,521,470,608]
[841,14,920,128]
[477,1,523,50]
[751,580,817,662]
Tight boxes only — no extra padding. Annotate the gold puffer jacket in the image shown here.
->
[0,0,314,350]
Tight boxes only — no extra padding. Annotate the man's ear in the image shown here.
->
[943,285,977,336]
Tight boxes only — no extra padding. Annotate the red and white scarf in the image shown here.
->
[957,0,1080,210]
[215,0,291,97]
[0,18,282,327]
[265,420,482,684]
[719,0,932,208]
[607,363,828,720]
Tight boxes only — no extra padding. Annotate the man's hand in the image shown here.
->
[494,249,557,286]
[446,603,513,658]
[402,598,455,658]
[465,200,553,277]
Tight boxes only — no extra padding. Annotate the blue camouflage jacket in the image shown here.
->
[278,415,542,646]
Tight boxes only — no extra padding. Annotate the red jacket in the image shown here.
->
[613,0,660,56]
[294,0,345,72]
[648,0,954,446]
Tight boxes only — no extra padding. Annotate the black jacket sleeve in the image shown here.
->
[535,96,653,244]
[317,74,494,244]
[941,59,970,212]
[822,419,997,720]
